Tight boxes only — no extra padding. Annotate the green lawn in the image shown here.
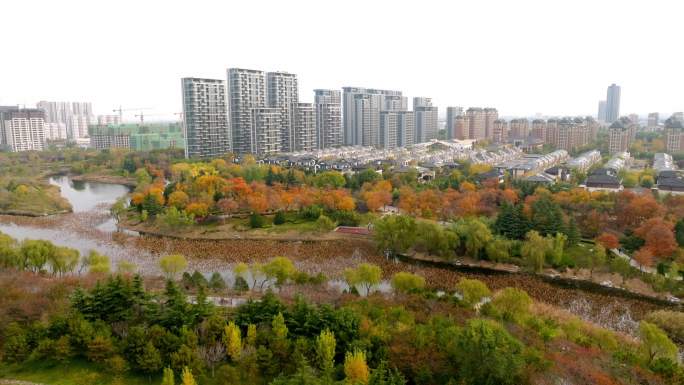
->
[0,360,151,385]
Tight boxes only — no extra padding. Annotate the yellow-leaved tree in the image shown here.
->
[223,321,242,362]
[344,349,369,385]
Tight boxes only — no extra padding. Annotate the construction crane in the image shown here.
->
[112,106,151,123]
[134,112,182,124]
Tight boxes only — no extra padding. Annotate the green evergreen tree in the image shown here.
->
[530,195,564,236]
[565,217,581,246]
[369,361,407,385]
[138,342,163,381]
[675,219,684,247]
[161,367,175,385]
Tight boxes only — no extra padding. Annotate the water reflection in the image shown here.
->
[49,176,131,213]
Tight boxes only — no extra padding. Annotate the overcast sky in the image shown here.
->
[1,0,682,121]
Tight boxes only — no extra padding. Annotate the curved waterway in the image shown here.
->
[0,176,677,335]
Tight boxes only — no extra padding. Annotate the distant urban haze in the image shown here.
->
[1,0,682,120]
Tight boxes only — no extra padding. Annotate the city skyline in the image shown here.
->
[1,0,683,121]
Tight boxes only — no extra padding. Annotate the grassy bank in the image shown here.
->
[0,360,149,385]
[0,180,71,217]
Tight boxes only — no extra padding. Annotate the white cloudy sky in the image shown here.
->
[1,0,682,121]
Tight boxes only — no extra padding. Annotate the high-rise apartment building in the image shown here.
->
[647,112,659,131]
[342,87,405,147]
[597,100,607,122]
[314,89,342,149]
[673,112,684,123]
[492,119,508,143]
[628,114,639,125]
[453,115,469,139]
[608,116,637,154]
[97,115,121,126]
[227,68,311,155]
[0,107,46,152]
[380,111,415,149]
[250,107,281,155]
[605,84,621,123]
[294,103,316,152]
[37,100,92,141]
[543,117,597,152]
[509,118,529,139]
[181,77,231,158]
[413,97,438,143]
[530,119,547,142]
[445,106,463,139]
[665,117,684,153]
[266,72,298,152]
[227,68,268,155]
[484,108,498,139]
[465,107,486,139]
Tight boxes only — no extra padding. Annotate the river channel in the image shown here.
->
[0,176,674,333]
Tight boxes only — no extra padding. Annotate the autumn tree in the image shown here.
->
[315,329,336,380]
[181,366,197,385]
[596,232,619,250]
[634,247,654,268]
[161,367,175,385]
[363,180,393,212]
[223,321,242,362]
[635,218,677,258]
[344,349,370,385]
[168,190,190,209]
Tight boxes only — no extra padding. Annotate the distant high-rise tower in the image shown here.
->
[465,108,486,139]
[665,116,684,153]
[597,100,607,122]
[314,89,342,149]
[413,97,438,143]
[484,108,499,139]
[608,117,637,154]
[380,111,415,149]
[342,87,405,147]
[605,84,621,123]
[509,118,529,139]
[266,72,298,152]
[445,106,463,139]
[37,100,91,141]
[492,119,508,143]
[647,112,659,130]
[294,103,316,151]
[227,68,277,155]
[181,77,230,158]
[0,107,47,152]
